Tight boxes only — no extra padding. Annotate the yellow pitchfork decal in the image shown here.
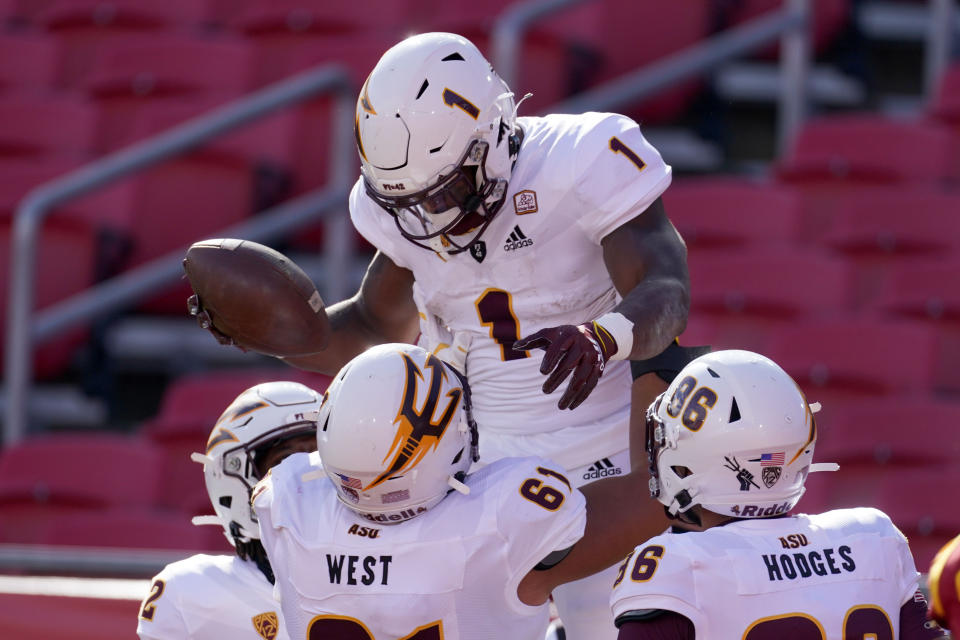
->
[366,352,462,490]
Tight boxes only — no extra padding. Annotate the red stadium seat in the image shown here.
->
[928,60,960,126]
[0,433,164,542]
[142,368,331,510]
[686,247,852,352]
[35,0,216,87]
[664,178,804,249]
[877,258,960,322]
[0,216,97,378]
[38,507,230,551]
[0,95,101,158]
[874,467,960,568]
[874,258,960,397]
[814,397,960,467]
[0,593,139,640]
[765,317,944,403]
[0,33,63,93]
[776,115,960,186]
[228,0,411,38]
[823,188,960,256]
[84,36,257,150]
[820,187,960,307]
[590,0,711,124]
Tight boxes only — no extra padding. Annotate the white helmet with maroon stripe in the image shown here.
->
[355,32,520,254]
[646,350,836,519]
[192,381,322,546]
[316,343,479,524]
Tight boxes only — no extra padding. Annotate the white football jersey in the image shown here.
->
[254,451,587,640]
[610,508,921,637]
[350,112,672,471]
[136,553,287,640]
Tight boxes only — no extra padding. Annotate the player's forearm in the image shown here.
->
[280,299,418,374]
[615,276,689,361]
[543,472,668,593]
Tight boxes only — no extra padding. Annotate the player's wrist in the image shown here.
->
[590,312,634,361]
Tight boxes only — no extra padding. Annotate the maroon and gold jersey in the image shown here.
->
[928,533,960,632]
[350,112,671,472]
[136,554,286,640]
[254,451,587,640]
[611,508,922,638]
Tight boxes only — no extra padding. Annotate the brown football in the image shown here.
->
[183,238,331,357]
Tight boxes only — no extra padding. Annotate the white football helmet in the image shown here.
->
[317,343,479,524]
[192,381,322,546]
[355,32,521,254]
[646,350,836,519]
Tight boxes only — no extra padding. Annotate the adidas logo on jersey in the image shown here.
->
[504,225,534,251]
[583,458,623,480]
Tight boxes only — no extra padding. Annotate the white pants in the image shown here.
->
[549,448,631,640]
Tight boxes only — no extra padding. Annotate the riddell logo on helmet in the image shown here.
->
[583,458,622,480]
[359,507,427,523]
[382,183,406,191]
[729,501,791,517]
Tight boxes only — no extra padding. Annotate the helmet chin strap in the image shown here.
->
[448,473,470,495]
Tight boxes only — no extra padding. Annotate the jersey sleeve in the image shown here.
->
[251,451,317,561]
[883,511,924,604]
[571,113,672,244]
[348,177,414,270]
[610,536,702,630]
[136,569,189,639]
[496,458,587,584]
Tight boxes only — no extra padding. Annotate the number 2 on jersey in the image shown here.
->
[475,288,528,361]
[138,579,165,621]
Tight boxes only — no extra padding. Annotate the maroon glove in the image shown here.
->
[514,323,617,410]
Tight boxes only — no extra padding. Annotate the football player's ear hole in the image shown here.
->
[671,466,693,479]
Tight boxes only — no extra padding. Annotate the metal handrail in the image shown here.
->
[550,0,810,155]
[4,65,356,446]
[491,0,589,91]
[925,0,957,102]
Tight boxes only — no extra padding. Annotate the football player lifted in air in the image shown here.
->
[191,31,705,638]
[253,343,669,640]
[610,350,947,639]
[137,382,323,640]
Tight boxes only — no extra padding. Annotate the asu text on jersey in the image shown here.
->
[254,452,587,640]
[611,508,923,637]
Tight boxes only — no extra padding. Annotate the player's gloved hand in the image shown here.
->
[514,323,618,410]
[187,294,248,352]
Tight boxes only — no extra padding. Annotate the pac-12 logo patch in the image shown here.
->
[252,612,279,640]
[513,190,538,215]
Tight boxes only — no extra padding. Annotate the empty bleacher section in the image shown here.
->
[0,1,958,636]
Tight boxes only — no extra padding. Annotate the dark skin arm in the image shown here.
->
[601,197,690,362]
[516,467,669,606]
[281,251,421,375]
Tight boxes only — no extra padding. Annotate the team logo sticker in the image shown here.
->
[252,612,279,640]
[723,456,760,491]
[513,190,538,215]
